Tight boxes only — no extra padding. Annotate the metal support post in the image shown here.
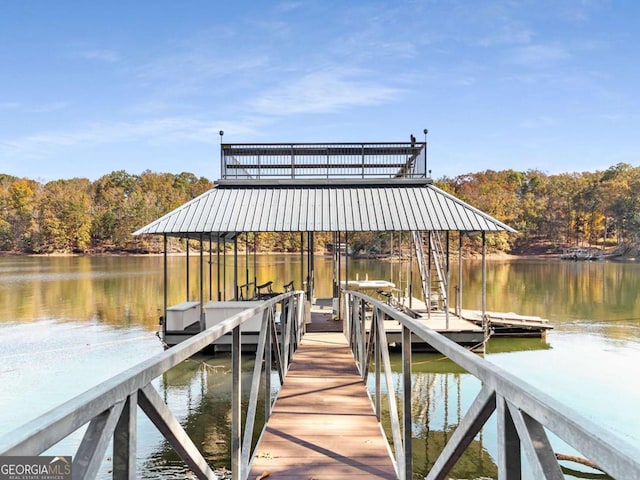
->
[497,395,521,479]
[113,392,137,479]
[231,326,241,480]
[402,326,413,479]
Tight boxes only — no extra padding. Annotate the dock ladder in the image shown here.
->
[412,231,448,310]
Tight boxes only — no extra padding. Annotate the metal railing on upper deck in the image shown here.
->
[221,142,427,179]
[0,291,306,480]
[342,288,640,480]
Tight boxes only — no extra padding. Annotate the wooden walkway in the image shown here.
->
[248,332,397,479]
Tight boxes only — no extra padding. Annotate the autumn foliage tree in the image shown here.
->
[0,164,638,255]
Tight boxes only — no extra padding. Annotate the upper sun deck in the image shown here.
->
[220,141,428,180]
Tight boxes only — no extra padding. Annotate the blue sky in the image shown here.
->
[1,0,639,182]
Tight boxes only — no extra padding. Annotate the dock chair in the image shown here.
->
[238,282,255,300]
[256,280,280,300]
[283,280,295,292]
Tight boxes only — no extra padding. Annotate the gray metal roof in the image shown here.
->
[133,179,516,238]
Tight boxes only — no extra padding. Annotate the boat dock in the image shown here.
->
[249,331,396,479]
[163,296,489,352]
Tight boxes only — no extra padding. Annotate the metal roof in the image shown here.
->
[133,179,516,238]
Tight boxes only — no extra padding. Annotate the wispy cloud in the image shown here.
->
[0,101,69,114]
[78,49,120,62]
[510,44,570,68]
[134,51,270,97]
[477,24,534,47]
[0,116,262,158]
[0,102,21,110]
[520,115,560,129]
[274,1,304,13]
[27,102,71,114]
[250,69,400,115]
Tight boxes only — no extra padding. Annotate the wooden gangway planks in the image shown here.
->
[249,332,397,479]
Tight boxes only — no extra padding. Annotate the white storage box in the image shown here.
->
[166,301,201,331]
[204,301,266,332]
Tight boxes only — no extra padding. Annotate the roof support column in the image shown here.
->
[482,231,487,342]
[234,236,239,301]
[307,232,314,301]
[199,234,204,331]
[163,234,167,343]
[445,231,450,330]
[427,232,432,320]
[409,233,413,310]
[337,231,341,320]
[458,233,463,316]
[185,238,190,302]
[223,239,227,301]
[217,236,221,301]
[253,233,257,296]
[245,233,249,291]
[345,231,349,292]
[209,237,213,301]
[300,232,304,295]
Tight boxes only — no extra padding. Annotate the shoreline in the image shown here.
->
[0,249,640,262]
[2,250,636,261]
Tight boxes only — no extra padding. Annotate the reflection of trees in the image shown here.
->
[143,354,268,477]
[461,259,640,333]
[4,256,638,335]
[373,366,497,479]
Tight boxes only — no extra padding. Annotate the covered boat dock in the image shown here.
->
[134,140,519,351]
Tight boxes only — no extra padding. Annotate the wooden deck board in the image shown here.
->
[249,332,397,479]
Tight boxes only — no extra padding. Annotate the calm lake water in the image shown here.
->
[1,255,639,479]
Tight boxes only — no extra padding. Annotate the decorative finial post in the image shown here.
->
[219,130,225,178]
[423,128,428,178]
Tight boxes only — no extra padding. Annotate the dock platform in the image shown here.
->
[249,331,397,479]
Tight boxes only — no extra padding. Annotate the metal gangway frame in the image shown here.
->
[0,291,306,480]
[343,289,640,480]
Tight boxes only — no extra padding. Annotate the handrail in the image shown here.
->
[343,289,640,480]
[220,141,427,179]
[0,290,307,480]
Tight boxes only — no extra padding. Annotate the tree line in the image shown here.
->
[0,163,638,255]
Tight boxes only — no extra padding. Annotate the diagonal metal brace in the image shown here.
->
[73,401,125,480]
[138,384,217,479]
[426,385,496,480]
[507,401,564,480]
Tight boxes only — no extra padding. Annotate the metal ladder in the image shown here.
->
[411,231,448,310]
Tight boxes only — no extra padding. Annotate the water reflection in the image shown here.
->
[457,259,640,333]
[2,256,639,336]
[369,353,498,479]
[138,353,273,479]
